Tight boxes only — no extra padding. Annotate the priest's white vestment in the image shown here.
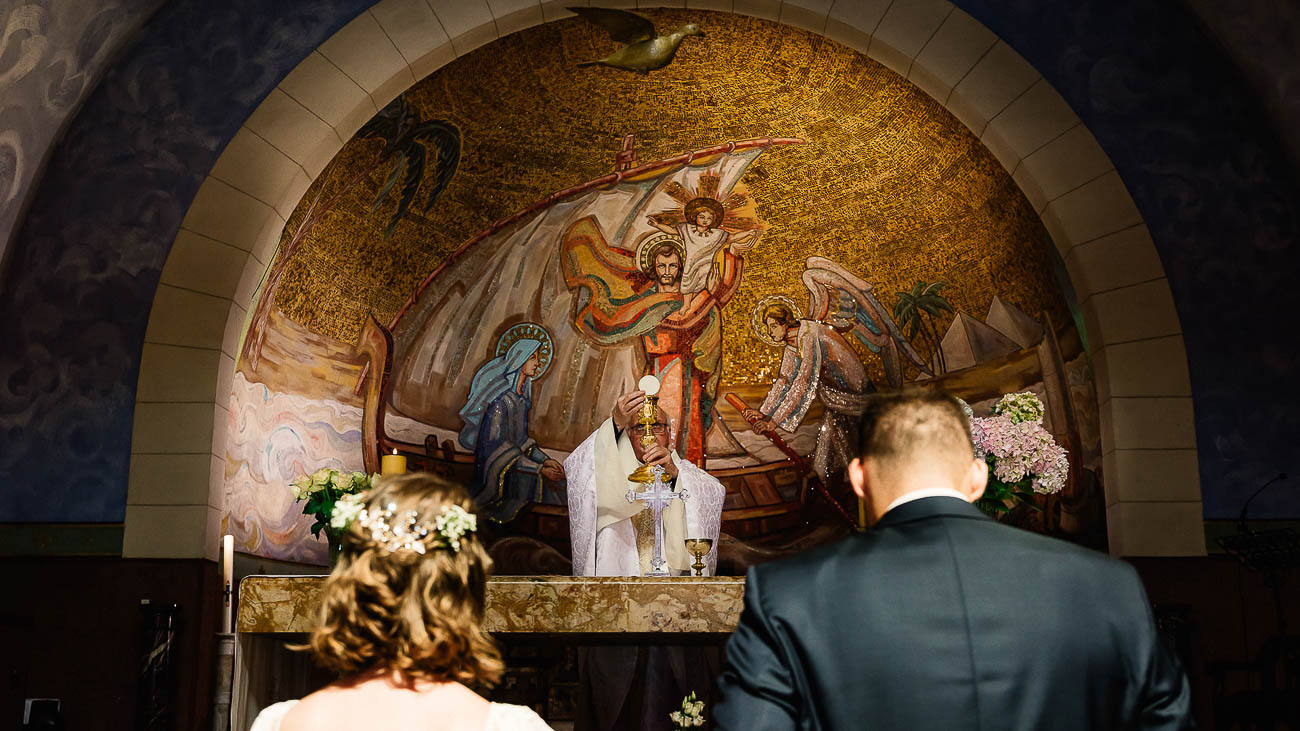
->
[565,418,724,576]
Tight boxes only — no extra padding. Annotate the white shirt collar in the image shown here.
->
[883,487,971,514]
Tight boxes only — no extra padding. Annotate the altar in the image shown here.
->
[231,575,745,730]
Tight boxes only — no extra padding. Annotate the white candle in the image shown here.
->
[222,534,234,634]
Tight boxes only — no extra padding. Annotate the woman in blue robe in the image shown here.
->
[458,338,565,522]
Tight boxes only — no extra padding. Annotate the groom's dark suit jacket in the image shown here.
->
[715,497,1192,730]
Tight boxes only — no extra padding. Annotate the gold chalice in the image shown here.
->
[684,538,714,577]
[628,375,663,484]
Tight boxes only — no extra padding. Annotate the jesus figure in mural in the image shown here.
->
[561,183,762,464]
[633,233,744,464]
[637,198,757,462]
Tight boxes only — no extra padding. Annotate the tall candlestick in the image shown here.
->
[381,448,407,476]
[858,497,867,531]
[221,534,233,634]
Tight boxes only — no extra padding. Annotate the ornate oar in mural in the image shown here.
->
[723,392,858,529]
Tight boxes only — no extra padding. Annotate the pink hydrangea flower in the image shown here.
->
[970,413,1068,495]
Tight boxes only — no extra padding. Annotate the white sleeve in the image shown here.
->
[679,461,725,576]
[249,701,298,731]
[486,703,555,730]
[563,429,600,577]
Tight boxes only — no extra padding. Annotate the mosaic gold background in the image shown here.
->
[264,10,1068,386]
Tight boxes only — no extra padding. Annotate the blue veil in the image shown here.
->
[457,339,542,450]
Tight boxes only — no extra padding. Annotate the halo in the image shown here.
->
[636,233,686,275]
[495,322,554,377]
[684,196,725,224]
[751,294,804,346]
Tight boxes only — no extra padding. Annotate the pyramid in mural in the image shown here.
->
[934,312,1022,372]
[986,296,1044,348]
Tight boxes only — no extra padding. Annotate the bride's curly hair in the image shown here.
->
[308,474,503,686]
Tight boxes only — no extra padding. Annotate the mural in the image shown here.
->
[225,10,1105,566]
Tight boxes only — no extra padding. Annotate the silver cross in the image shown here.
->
[626,464,690,577]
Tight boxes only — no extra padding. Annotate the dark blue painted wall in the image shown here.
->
[0,0,1295,522]
[0,0,371,521]
[955,0,1300,518]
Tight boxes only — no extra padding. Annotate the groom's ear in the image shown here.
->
[958,458,988,502]
[848,458,867,500]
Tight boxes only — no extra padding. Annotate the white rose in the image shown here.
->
[330,494,364,529]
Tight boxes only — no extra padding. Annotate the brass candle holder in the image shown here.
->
[684,538,713,576]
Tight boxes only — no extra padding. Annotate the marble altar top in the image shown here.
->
[237,575,746,635]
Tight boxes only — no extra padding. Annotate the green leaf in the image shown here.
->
[918,301,944,317]
[371,154,407,211]
[385,143,426,237]
[416,121,462,213]
[304,491,326,514]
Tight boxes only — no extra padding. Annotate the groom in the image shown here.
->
[715,390,1192,730]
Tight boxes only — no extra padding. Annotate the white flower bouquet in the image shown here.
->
[670,691,706,729]
[969,392,1069,516]
[290,468,378,562]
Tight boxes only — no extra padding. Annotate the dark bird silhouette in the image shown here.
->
[569,7,704,74]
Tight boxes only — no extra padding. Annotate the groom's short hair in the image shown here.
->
[857,390,975,477]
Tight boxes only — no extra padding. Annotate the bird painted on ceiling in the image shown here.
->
[569,7,704,74]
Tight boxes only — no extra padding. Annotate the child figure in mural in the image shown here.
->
[742,258,931,480]
[646,196,758,296]
[457,323,565,522]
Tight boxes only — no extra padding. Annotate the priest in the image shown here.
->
[564,379,725,730]
[565,381,724,576]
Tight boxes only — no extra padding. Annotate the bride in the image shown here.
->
[251,474,551,730]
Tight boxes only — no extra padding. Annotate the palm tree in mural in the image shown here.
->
[242,95,461,370]
[894,281,954,375]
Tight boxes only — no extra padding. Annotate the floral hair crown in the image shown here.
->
[331,495,477,554]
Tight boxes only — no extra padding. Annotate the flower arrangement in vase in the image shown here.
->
[290,468,377,566]
[968,392,1069,517]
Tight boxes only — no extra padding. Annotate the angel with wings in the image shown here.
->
[743,257,931,479]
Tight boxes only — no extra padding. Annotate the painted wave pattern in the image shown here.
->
[225,372,363,563]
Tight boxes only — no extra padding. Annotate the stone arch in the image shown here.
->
[125,0,1202,560]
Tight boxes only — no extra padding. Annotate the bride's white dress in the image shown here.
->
[250,699,552,730]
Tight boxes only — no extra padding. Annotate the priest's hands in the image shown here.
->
[613,390,646,430]
[641,444,678,479]
[540,459,565,483]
